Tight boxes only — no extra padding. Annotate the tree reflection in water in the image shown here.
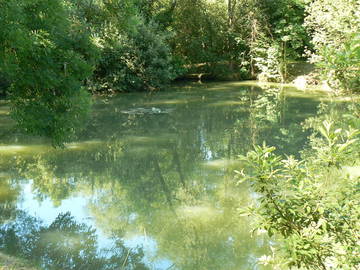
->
[0,211,148,270]
[0,181,19,223]
[0,83,327,269]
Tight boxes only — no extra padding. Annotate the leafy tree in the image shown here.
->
[304,0,360,92]
[318,34,360,93]
[240,0,309,82]
[0,0,96,146]
[70,0,179,93]
[93,20,179,92]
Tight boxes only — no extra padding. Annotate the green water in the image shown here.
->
[0,82,327,270]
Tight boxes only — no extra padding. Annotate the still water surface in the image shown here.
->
[0,82,326,269]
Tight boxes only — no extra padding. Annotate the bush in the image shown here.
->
[319,34,360,93]
[238,103,360,269]
[304,0,360,92]
[93,21,179,93]
[254,44,283,82]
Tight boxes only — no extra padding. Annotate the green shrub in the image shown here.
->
[319,34,360,93]
[238,103,360,269]
[254,44,283,82]
[92,21,179,93]
[304,0,360,92]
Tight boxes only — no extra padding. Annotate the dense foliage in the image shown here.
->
[238,101,360,269]
[304,0,360,92]
[92,20,178,92]
[0,0,95,146]
[0,0,358,93]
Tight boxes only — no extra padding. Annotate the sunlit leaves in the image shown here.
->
[304,0,360,92]
[238,107,360,269]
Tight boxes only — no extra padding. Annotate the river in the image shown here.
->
[0,81,327,270]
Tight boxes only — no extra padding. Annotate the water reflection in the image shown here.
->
[0,211,148,269]
[0,82,325,269]
[0,181,19,223]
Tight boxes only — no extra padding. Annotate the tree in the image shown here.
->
[304,0,360,92]
[93,20,178,92]
[0,0,96,146]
